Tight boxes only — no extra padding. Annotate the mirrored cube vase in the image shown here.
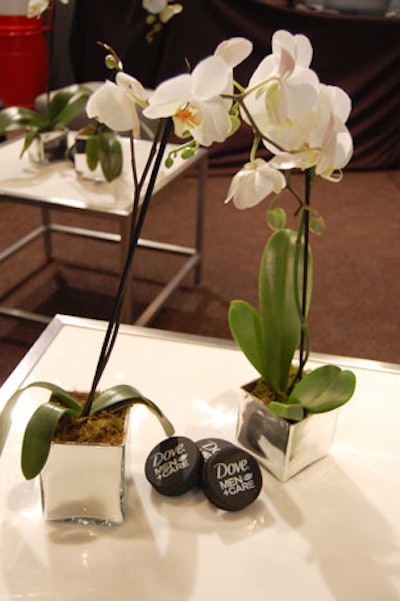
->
[28,128,68,165]
[236,384,339,482]
[40,412,129,525]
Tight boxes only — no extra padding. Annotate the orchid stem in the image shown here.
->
[297,168,312,381]
[82,118,173,416]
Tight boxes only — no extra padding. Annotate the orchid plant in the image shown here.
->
[0,85,91,157]
[0,29,357,482]
[84,30,356,422]
[156,31,354,420]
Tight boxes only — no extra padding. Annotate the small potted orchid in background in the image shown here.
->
[72,122,123,182]
[0,28,357,526]
[0,1,91,165]
[0,84,91,164]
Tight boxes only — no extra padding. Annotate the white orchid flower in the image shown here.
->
[214,37,253,112]
[272,29,313,69]
[214,38,253,69]
[225,159,286,210]
[144,55,233,146]
[144,39,252,146]
[322,84,352,123]
[244,30,320,130]
[267,83,353,180]
[86,72,147,135]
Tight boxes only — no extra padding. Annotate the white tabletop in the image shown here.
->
[0,136,206,214]
[0,315,399,601]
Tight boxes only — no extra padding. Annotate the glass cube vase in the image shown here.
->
[73,134,106,182]
[40,412,129,525]
[236,383,339,482]
[28,128,68,165]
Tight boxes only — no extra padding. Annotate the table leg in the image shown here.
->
[41,207,53,262]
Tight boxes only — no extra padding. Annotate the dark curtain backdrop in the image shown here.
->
[70,0,400,171]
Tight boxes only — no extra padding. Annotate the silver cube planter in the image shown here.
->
[73,134,106,182]
[28,129,68,165]
[236,383,339,482]
[40,411,129,525]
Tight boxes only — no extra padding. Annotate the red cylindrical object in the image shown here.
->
[0,13,49,108]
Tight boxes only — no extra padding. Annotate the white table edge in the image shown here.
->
[1,313,398,405]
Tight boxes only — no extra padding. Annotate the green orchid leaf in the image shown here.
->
[91,385,175,437]
[85,135,99,170]
[268,401,305,422]
[46,90,76,124]
[23,381,83,413]
[21,402,71,479]
[19,126,40,156]
[228,300,266,380]
[288,365,356,413]
[0,106,39,133]
[107,139,123,180]
[53,93,90,129]
[0,381,82,458]
[91,384,143,412]
[259,229,312,396]
[99,136,123,181]
[46,86,90,129]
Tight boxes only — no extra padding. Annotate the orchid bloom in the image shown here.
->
[144,38,252,146]
[214,37,253,110]
[86,72,147,136]
[225,159,286,210]
[214,37,253,70]
[144,56,233,146]
[243,30,320,130]
[236,30,352,180]
[266,83,353,180]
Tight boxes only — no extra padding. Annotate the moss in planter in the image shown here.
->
[245,379,278,405]
[245,366,310,406]
[52,392,128,446]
